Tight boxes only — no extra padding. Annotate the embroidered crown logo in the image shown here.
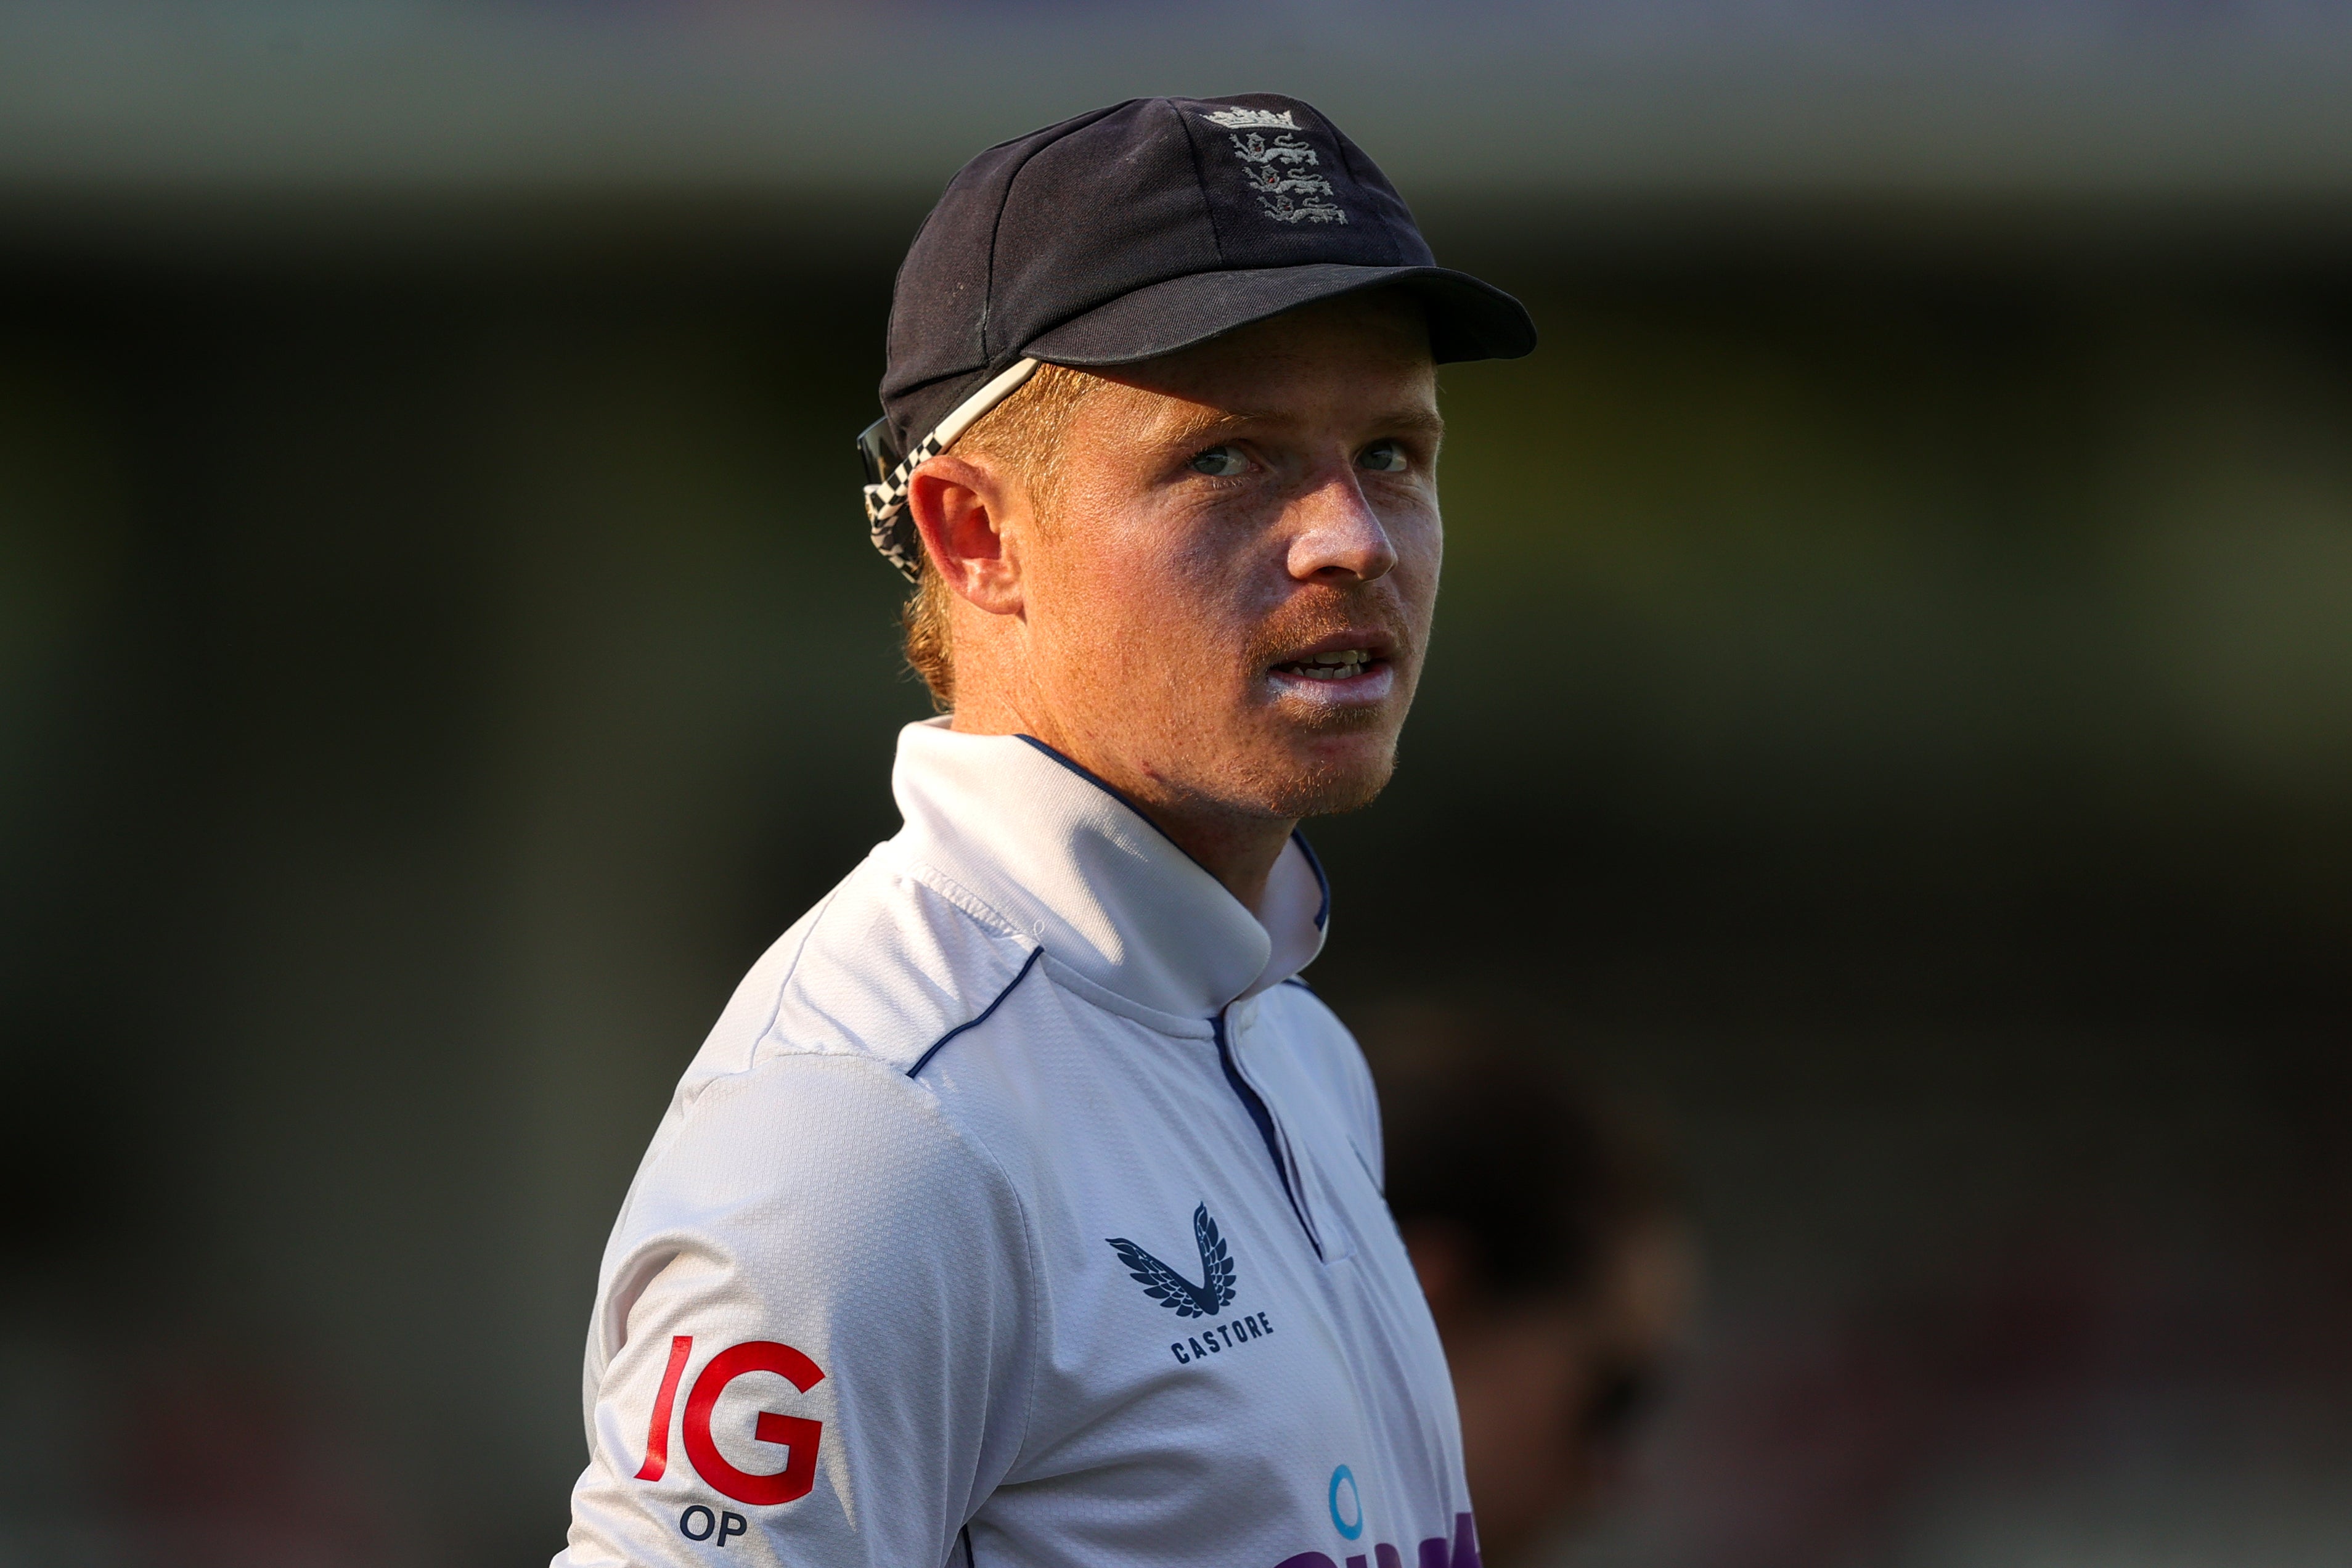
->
[1203,107,1298,131]
[1200,111,1347,225]
[1106,1203,1238,1318]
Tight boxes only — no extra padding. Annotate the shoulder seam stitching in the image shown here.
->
[757,884,843,1049]
[897,854,1029,942]
[907,945,1044,1079]
[672,883,849,1120]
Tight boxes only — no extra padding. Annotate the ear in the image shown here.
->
[906,452,1028,616]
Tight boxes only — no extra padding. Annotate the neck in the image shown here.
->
[949,701,1294,918]
[1119,796,1296,918]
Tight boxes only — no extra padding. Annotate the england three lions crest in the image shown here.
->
[1199,108,1347,225]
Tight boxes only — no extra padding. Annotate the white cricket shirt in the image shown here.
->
[556,719,1479,1568]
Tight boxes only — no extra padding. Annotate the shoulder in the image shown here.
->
[585,849,1050,1400]
[676,845,1041,1104]
[1252,979,1385,1186]
[628,1050,1021,1238]
[1256,978,1373,1100]
[613,847,1046,1241]
[589,1048,1042,1430]
[603,1019,1042,1360]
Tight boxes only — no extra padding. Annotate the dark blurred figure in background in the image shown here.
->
[1370,1013,1696,1567]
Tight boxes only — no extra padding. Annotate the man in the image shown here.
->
[556,94,1534,1568]
[1369,1016,1696,1566]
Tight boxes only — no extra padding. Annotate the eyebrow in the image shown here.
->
[1156,404,1447,446]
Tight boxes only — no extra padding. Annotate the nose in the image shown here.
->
[1284,469,1398,584]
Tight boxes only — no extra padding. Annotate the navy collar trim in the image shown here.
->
[1289,828,1331,931]
[1010,735,1220,884]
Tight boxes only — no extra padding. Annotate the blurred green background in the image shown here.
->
[4,7,2351,1564]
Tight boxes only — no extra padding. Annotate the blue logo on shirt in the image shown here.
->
[1105,1203,1238,1317]
[1328,1465,1363,1540]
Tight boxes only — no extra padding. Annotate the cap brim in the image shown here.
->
[1022,263,1536,369]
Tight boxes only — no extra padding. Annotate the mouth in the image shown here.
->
[1265,635,1397,701]
[1271,647,1381,682]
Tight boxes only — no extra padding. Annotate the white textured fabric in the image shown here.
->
[557,720,1477,1568]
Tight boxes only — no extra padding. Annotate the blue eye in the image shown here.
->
[1359,441,1408,473]
[1190,445,1249,476]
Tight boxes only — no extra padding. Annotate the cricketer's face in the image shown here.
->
[1024,294,1443,822]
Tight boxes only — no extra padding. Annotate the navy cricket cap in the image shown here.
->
[859,92,1537,579]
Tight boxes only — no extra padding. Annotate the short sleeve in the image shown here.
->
[556,1054,1035,1568]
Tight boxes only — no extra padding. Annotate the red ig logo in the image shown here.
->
[634,1336,826,1506]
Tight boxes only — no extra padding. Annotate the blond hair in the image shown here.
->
[901,362,1100,709]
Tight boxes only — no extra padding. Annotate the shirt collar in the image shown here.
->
[888,718,1329,1019]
